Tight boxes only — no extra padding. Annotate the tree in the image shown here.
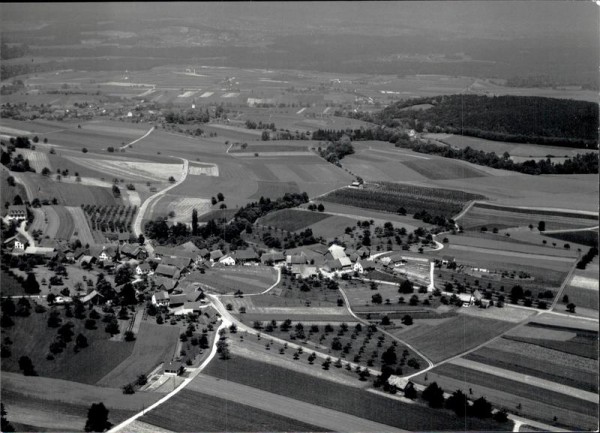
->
[191,208,199,236]
[566,303,576,313]
[1,403,15,432]
[217,192,225,202]
[168,176,176,183]
[404,383,417,400]
[471,396,493,418]
[76,333,89,349]
[124,330,136,341]
[261,130,270,141]
[510,285,524,303]
[84,403,112,432]
[105,320,119,336]
[82,148,88,153]
[371,293,383,304]
[422,382,445,408]
[317,203,325,212]
[538,221,546,232]
[446,389,469,416]
[122,384,135,394]
[211,197,217,206]
[401,314,413,326]
[493,409,509,423]
[399,279,414,294]
[18,355,37,376]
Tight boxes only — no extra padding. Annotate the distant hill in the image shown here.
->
[379,95,598,149]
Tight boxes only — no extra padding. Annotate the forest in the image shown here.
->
[376,95,598,149]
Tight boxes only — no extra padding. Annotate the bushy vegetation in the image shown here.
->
[317,134,355,164]
[576,246,599,270]
[235,192,309,223]
[1,139,35,173]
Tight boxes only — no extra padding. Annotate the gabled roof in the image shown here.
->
[218,254,235,263]
[8,205,26,214]
[328,244,346,260]
[234,248,259,260]
[137,262,152,271]
[3,233,29,245]
[325,259,343,270]
[308,243,329,255]
[154,264,180,278]
[153,276,177,291]
[180,241,200,253]
[161,256,192,270]
[338,257,352,268]
[80,290,101,303]
[153,290,170,301]
[287,255,307,265]
[120,244,143,256]
[169,294,188,305]
[117,232,130,241]
[197,248,210,257]
[210,250,224,260]
[261,252,285,263]
[356,246,371,257]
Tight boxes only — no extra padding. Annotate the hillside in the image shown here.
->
[379,95,598,149]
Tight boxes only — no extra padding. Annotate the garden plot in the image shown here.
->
[14,149,51,173]
[65,157,183,182]
[188,162,219,176]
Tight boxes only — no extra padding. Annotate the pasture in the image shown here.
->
[66,206,96,245]
[1,309,134,385]
[183,266,277,295]
[457,202,598,232]
[96,321,179,387]
[398,315,518,363]
[64,156,183,183]
[257,208,331,232]
[401,158,490,180]
[140,388,324,432]
[544,229,599,248]
[14,172,123,206]
[204,355,506,432]
[305,214,360,239]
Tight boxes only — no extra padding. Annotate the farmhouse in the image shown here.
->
[210,249,224,262]
[160,256,192,271]
[290,265,319,279]
[287,254,307,267]
[308,244,330,256]
[79,255,96,267]
[152,291,170,307]
[353,259,375,274]
[120,244,147,260]
[168,294,188,307]
[197,248,210,259]
[441,255,455,265]
[3,233,28,252]
[456,293,474,307]
[23,246,56,258]
[327,244,347,260]
[171,301,204,316]
[6,205,27,221]
[356,246,371,259]
[261,252,285,265]
[163,361,184,375]
[154,264,181,279]
[218,254,236,266]
[153,276,178,292]
[136,263,153,276]
[92,245,119,262]
[79,290,102,305]
[234,248,259,263]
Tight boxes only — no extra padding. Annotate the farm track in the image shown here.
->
[120,127,155,150]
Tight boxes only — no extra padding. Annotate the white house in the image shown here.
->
[353,260,364,274]
[218,254,236,266]
[6,205,27,221]
[136,263,153,276]
[152,291,170,307]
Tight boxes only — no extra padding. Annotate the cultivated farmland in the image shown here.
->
[321,183,486,218]
[257,208,331,232]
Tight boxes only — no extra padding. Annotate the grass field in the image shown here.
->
[0,268,25,296]
[464,346,598,392]
[458,203,598,232]
[1,170,27,215]
[96,321,179,387]
[1,310,134,384]
[544,230,599,248]
[503,335,597,360]
[398,315,518,363]
[401,158,490,180]
[14,172,123,206]
[52,205,75,240]
[196,208,237,222]
[430,363,598,417]
[184,266,277,295]
[66,206,96,245]
[257,208,331,232]
[141,388,324,432]
[203,355,507,431]
[250,180,301,199]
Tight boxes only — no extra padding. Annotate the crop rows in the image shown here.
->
[82,204,137,233]
[321,184,485,218]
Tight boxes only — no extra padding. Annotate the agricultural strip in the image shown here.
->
[503,335,597,359]
[257,208,331,232]
[140,388,326,432]
[250,180,300,199]
[52,205,75,240]
[430,363,598,416]
[399,315,518,363]
[401,158,490,180]
[66,206,95,245]
[96,321,179,387]
[464,346,598,392]
[448,357,598,402]
[203,355,507,431]
[189,374,405,432]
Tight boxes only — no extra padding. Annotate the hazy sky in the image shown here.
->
[2,1,598,41]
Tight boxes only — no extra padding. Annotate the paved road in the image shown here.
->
[132,156,189,256]
[188,374,407,433]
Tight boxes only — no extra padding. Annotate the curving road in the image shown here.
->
[119,127,155,150]
[133,157,189,257]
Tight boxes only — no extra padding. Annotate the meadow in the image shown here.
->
[397,315,518,363]
[183,266,277,295]
[96,321,180,387]
[257,208,331,232]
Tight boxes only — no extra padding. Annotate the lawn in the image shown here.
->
[140,389,324,432]
[1,308,135,385]
[203,355,507,431]
[399,315,518,363]
[257,208,331,232]
[96,321,180,387]
[464,346,598,393]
